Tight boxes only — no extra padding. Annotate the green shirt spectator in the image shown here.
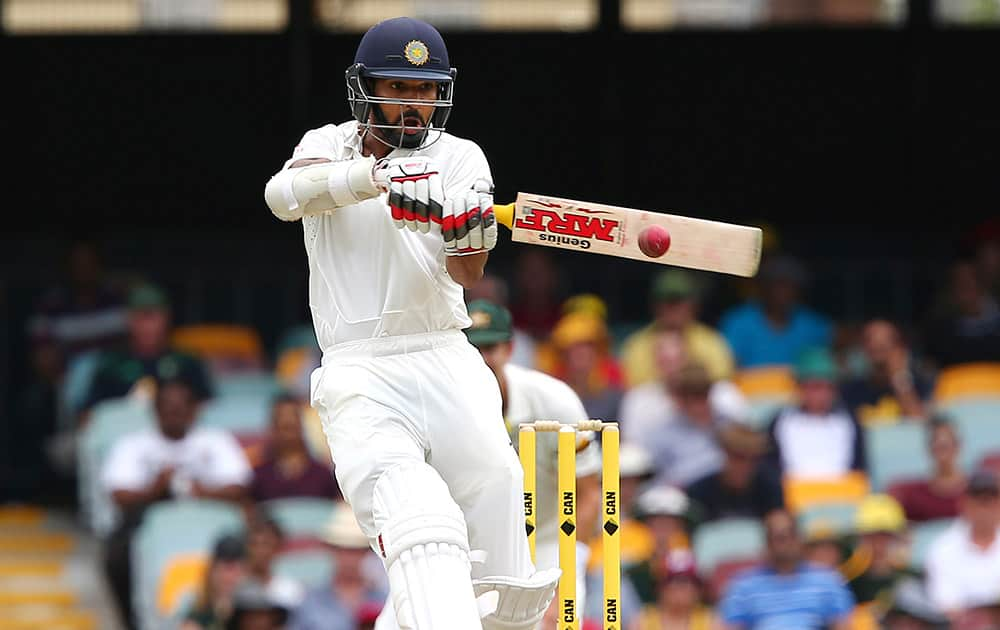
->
[81,283,213,414]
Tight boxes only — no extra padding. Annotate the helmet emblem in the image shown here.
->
[403,40,430,66]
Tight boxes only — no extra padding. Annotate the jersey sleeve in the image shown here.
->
[443,139,493,199]
[282,128,341,171]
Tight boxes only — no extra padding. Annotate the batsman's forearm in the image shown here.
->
[446,252,488,288]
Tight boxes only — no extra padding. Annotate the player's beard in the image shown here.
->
[372,105,429,149]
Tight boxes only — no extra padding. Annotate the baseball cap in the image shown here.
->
[794,347,837,383]
[226,581,289,630]
[464,299,513,347]
[211,533,246,562]
[128,283,170,311]
[562,293,608,320]
[550,312,608,349]
[855,494,906,535]
[650,269,698,303]
[967,468,1000,497]
[635,484,690,520]
[619,442,655,479]
[717,424,770,457]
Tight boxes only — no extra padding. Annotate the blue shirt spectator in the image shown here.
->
[718,509,854,630]
[718,255,832,369]
[719,564,854,629]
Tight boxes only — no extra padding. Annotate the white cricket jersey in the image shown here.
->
[503,363,596,548]
[278,122,493,352]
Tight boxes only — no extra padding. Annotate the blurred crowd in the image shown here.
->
[7,219,1000,630]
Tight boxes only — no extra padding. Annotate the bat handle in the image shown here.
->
[493,202,514,229]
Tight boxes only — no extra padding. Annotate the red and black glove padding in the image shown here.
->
[442,179,497,256]
[375,156,445,234]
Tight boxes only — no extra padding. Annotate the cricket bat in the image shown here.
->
[493,192,762,277]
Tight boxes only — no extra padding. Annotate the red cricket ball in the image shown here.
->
[638,225,671,258]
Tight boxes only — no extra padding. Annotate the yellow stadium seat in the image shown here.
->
[732,366,797,400]
[932,362,1000,402]
[783,472,870,514]
[171,324,264,368]
[156,553,208,616]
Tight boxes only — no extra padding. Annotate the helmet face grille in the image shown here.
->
[345,63,456,151]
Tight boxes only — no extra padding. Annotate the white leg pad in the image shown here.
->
[473,568,562,630]
[373,463,486,630]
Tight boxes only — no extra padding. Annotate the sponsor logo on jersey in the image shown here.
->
[404,40,430,66]
[513,206,621,250]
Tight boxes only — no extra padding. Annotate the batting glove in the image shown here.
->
[443,179,497,256]
[374,156,445,233]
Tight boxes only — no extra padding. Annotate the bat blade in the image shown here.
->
[493,192,762,277]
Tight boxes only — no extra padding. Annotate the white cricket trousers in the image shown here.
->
[311,329,535,582]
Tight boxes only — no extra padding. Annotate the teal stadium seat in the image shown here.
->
[276,324,319,356]
[61,350,102,426]
[939,398,1000,472]
[273,548,335,589]
[907,517,952,572]
[77,397,155,535]
[197,396,271,434]
[261,497,338,540]
[865,421,931,492]
[797,501,859,539]
[214,371,282,400]
[131,499,245,630]
[692,517,764,578]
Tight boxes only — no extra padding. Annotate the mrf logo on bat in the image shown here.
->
[513,200,621,250]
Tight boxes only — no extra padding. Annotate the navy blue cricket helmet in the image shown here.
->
[346,17,457,149]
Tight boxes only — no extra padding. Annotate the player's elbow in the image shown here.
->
[264,172,303,222]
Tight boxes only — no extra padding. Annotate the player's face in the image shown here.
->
[371,78,438,148]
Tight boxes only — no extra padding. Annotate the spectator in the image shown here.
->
[621,330,747,445]
[250,394,340,503]
[620,269,735,387]
[226,581,290,630]
[182,534,248,630]
[717,509,855,630]
[243,510,306,610]
[923,259,1000,368]
[509,249,564,340]
[543,310,624,421]
[889,415,966,522]
[925,469,1000,625]
[840,319,933,425]
[767,347,866,479]
[464,273,537,368]
[288,502,386,630]
[639,362,746,488]
[27,238,127,363]
[719,255,833,369]
[101,377,251,629]
[81,282,213,419]
[801,519,845,571]
[686,423,784,523]
[631,549,715,630]
[626,484,695,605]
[878,577,948,630]
[842,494,912,607]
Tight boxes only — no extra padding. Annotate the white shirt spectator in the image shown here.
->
[620,379,747,444]
[102,426,252,497]
[926,520,1000,613]
[768,405,865,479]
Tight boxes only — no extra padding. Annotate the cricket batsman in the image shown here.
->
[263,17,559,630]
[465,299,603,624]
